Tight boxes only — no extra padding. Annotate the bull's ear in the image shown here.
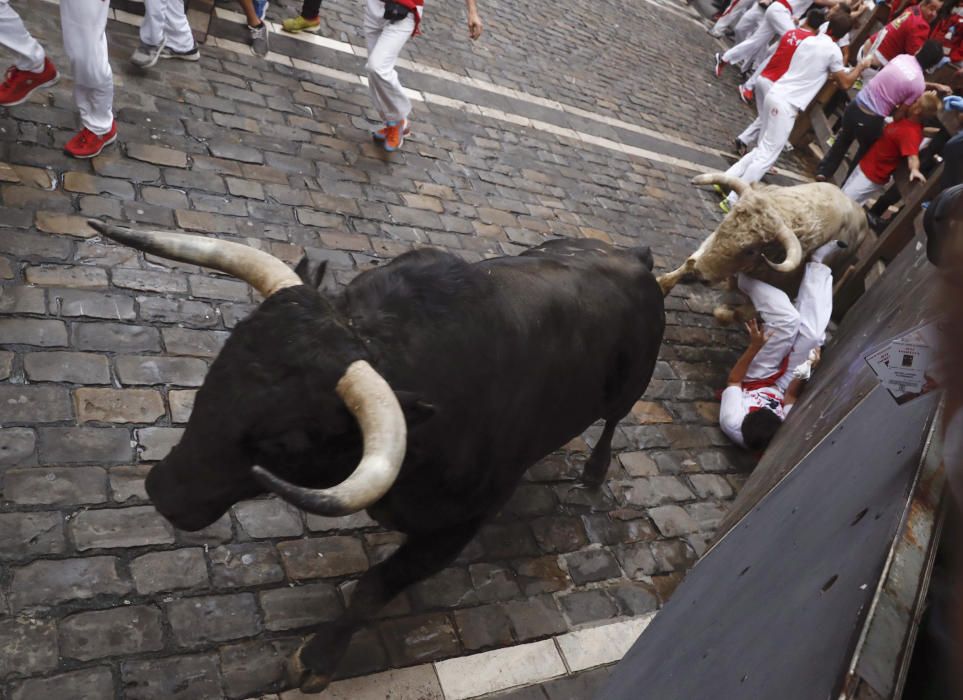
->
[394,391,436,426]
[294,256,328,289]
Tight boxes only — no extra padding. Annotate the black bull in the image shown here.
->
[94,225,665,693]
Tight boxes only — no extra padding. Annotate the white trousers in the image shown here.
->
[740,263,833,392]
[734,2,765,43]
[737,76,773,146]
[0,0,44,71]
[363,0,414,122]
[712,0,753,36]
[744,39,777,90]
[841,164,886,204]
[0,0,112,133]
[61,0,114,134]
[727,91,797,203]
[141,0,195,52]
[724,3,793,71]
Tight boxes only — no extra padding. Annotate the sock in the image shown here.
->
[811,239,846,264]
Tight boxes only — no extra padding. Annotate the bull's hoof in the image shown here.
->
[287,634,335,694]
[302,672,333,694]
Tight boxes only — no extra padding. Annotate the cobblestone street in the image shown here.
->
[2,0,770,697]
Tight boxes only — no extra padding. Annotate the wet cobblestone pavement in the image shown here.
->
[0,0,771,696]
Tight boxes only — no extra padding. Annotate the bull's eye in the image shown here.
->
[743,248,757,256]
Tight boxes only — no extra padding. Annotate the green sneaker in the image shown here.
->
[719,198,731,214]
[282,15,321,32]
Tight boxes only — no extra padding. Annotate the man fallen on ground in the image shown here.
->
[131,0,201,68]
[365,0,482,152]
[0,0,116,158]
[719,240,847,451]
[816,40,947,183]
[723,14,868,209]
[841,91,941,204]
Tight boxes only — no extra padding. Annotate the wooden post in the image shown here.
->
[833,162,945,320]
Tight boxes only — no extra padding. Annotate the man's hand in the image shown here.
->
[467,13,483,39]
[746,318,771,349]
[910,168,926,184]
[929,83,952,96]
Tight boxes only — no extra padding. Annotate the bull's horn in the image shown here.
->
[762,217,803,272]
[87,220,301,297]
[251,360,407,516]
[692,173,749,198]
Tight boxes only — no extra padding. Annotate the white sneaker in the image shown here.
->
[131,39,166,68]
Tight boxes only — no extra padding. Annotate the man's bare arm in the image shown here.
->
[465,0,482,39]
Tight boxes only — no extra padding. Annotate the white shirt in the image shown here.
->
[770,33,845,111]
[719,385,791,448]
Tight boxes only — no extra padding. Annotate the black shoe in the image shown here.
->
[733,138,748,157]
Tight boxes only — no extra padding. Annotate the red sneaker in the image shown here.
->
[373,118,410,143]
[0,58,59,107]
[738,85,754,104]
[713,52,726,79]
[64,122,118,159]
[381,120,407,152]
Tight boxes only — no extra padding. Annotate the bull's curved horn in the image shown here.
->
[251,360,407,516]
[762,216,803,272]
[87,220,301,297]
[692,173,749,198]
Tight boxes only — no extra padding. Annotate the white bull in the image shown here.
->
[658,172,869,322]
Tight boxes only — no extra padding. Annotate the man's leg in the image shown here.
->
[776,262,833,392]
[734,2,765,42]
[60,0,113,135]
[159,0,195,53]
[364,0,413,123]
[817,102,874,181]
[140,0,168,48]
[738,273,800,379]
[711,0,750,36]
[737,77,772,147]
[722,21,775,71]
[841,164,885,205]
[737,92,795,185]
[846,114,886,182]
[0,0,45,71]
[300,0,323,19]
[750,4,792,71]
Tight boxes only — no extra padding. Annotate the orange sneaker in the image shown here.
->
[382,119,407,152]
[373,118,410,144]
[64,122,118,159]
[0,58,59,107]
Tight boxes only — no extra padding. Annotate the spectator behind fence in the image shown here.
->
[816,40,946,183]
[841,91,941,204]
[0,0,116,158]
[858,0,943,78]
[131,0,201,68]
